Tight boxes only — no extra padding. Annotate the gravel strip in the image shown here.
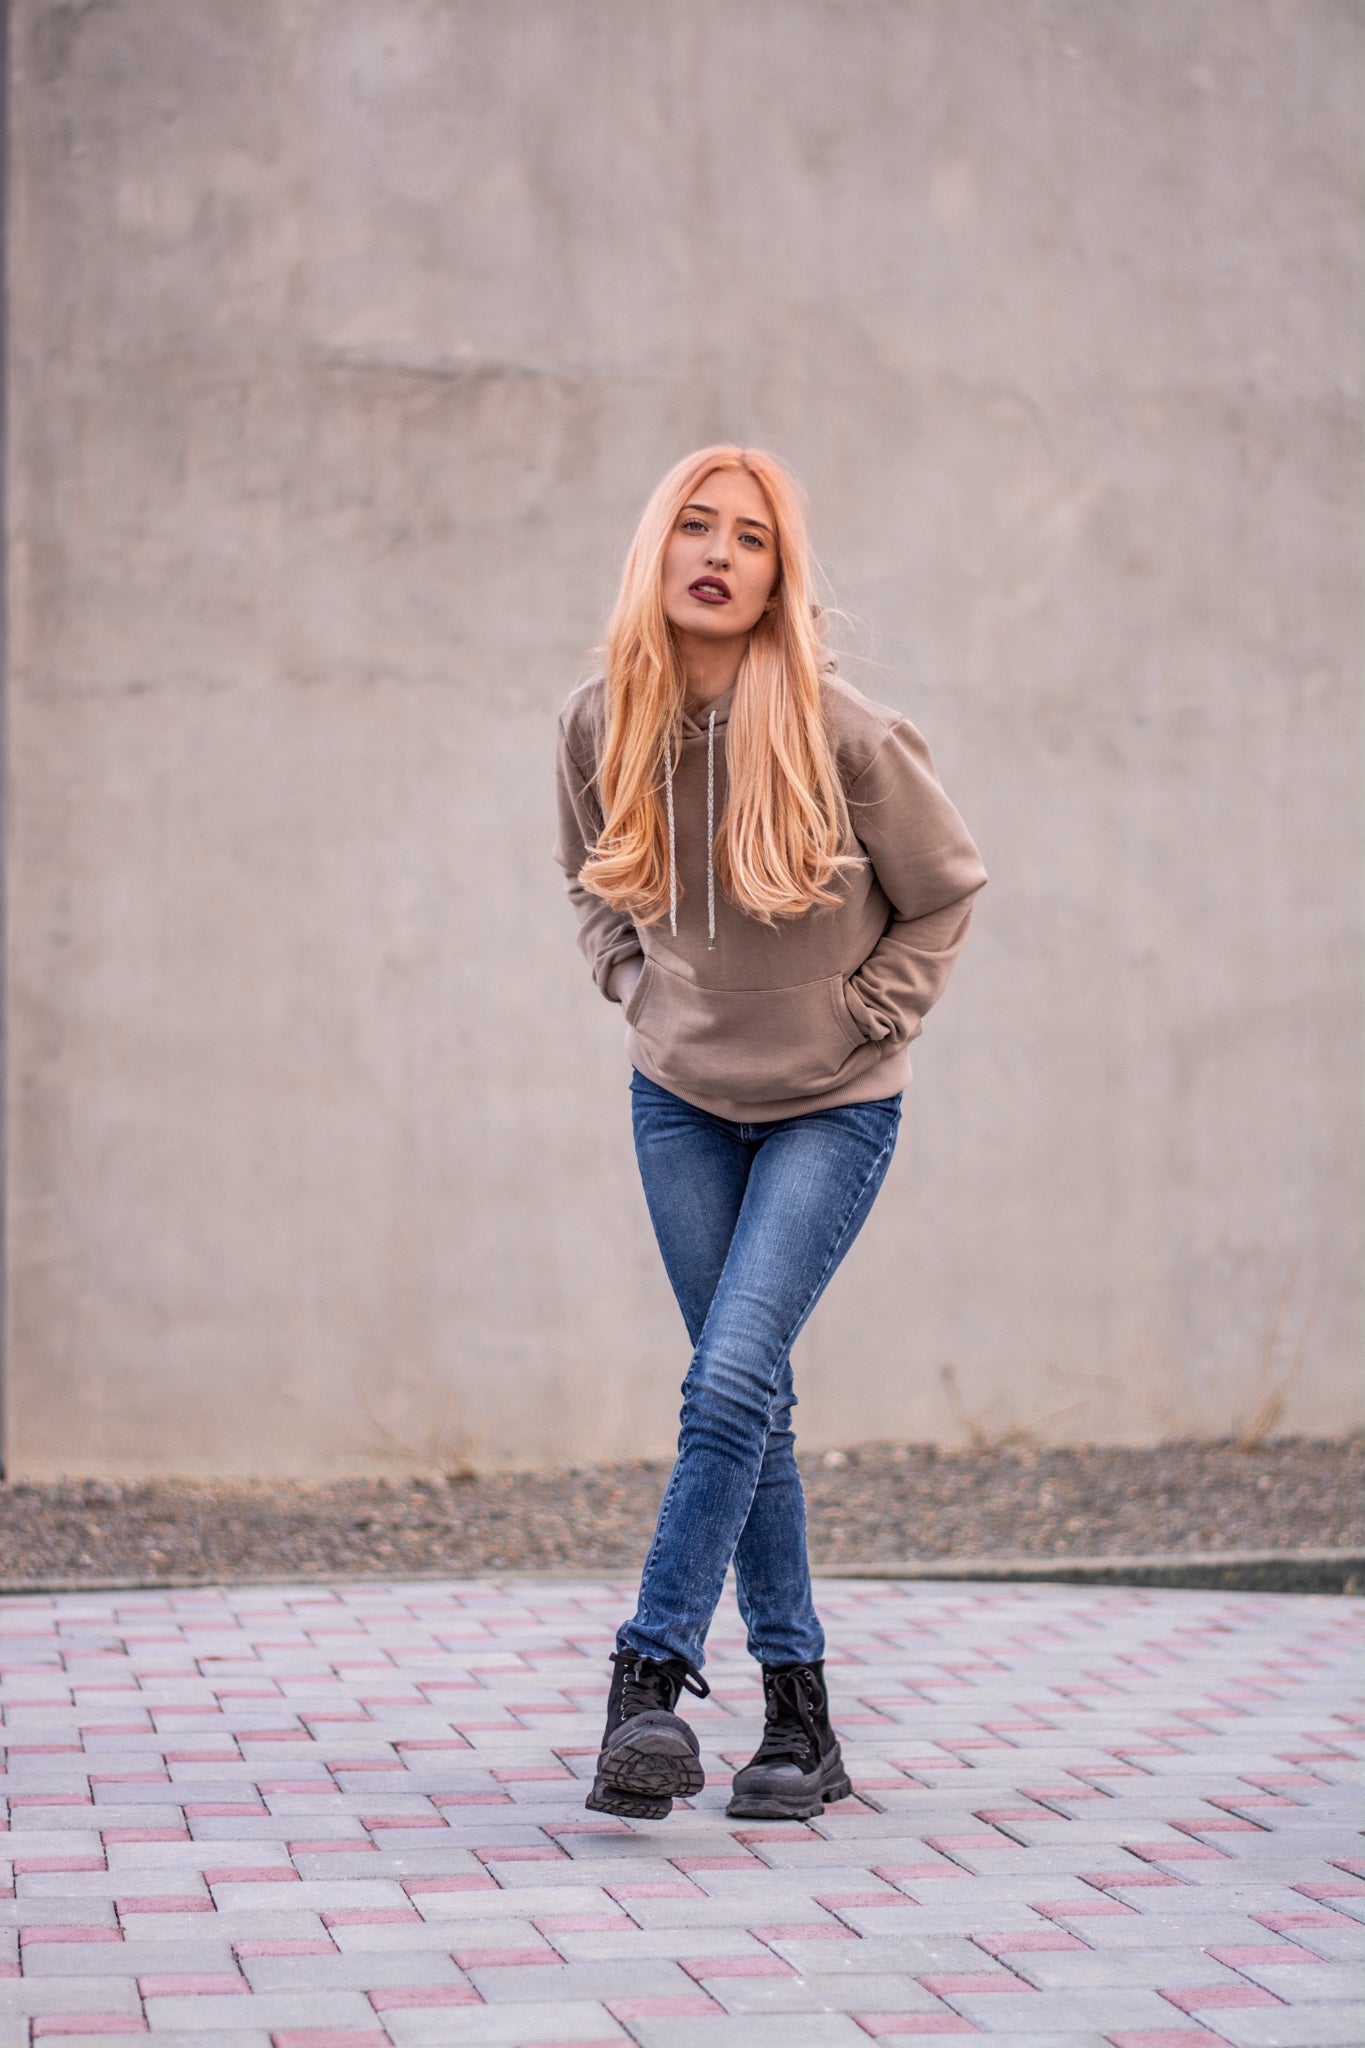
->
[0,1437,1358,1586]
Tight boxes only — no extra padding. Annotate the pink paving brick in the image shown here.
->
[10,1856,106,1874]
[21,1927,122,1944]
[1162,1985,1286,2010]
[31,2023,148,2039]
[368,1987,483,2008]
[204,1865,298,1884]
[269,2034,389,2048]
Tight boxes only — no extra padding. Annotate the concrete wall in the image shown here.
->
[4,0,1361,1478]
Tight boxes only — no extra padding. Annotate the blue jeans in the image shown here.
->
[618,1066,903,1674]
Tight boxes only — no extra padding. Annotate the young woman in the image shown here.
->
[553,445,987,1822]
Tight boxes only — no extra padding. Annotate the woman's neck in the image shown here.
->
[675,628,746,712]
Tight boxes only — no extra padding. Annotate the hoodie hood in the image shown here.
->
[679,684,735,738]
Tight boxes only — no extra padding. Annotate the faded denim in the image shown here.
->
[619,1065,903,1673]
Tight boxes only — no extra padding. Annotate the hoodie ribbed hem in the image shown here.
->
[627,1042,912,1125]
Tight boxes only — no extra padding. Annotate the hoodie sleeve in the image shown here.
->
[841,716,988,1050]
[553,711,645,1002]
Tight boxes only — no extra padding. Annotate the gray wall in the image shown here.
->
[5,0,1362,1477]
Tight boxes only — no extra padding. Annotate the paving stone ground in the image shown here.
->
[0,1576,1359,2048]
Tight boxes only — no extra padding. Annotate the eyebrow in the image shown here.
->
[682,501,774,537]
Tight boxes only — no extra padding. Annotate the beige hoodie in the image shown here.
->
[554,666,988,1123]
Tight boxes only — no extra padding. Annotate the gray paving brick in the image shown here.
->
[1206,2009,1365,2048]
[383,2001,628,2043]
[944,1983,1213,2030]
[143,1988,383,2028]
[0,1977,143,2016]
[627,2020,870,2048]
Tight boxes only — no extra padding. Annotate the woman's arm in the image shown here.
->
[554,712,646,1002]
[843,716,989,1047]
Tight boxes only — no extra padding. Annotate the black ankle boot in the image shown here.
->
[585,1648,710,1818]
[725,1658,852,1820]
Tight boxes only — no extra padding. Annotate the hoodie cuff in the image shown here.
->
[600,943,645,1004]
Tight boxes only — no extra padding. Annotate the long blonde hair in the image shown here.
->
[579,445,861,928]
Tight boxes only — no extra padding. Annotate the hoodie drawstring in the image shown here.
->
[664,731,678,938]
[705,706,717,950]
[664,707,717,949]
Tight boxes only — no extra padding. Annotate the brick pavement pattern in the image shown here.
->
[0,1576,1359,2047]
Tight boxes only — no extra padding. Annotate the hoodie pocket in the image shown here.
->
[627,963,873,1106]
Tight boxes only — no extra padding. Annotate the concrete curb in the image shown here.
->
[820,1547,1364,1595]
[0,1547,1359,1598]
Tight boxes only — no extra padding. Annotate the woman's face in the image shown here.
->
[660,468,781,645]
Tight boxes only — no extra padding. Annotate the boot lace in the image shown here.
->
[751,1667,823,1770]
[613,1650,709,1717]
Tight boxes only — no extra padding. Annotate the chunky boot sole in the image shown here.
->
[725,1742,853,1821]
[584,1772,672,1820]
[598,1710,705,1804]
